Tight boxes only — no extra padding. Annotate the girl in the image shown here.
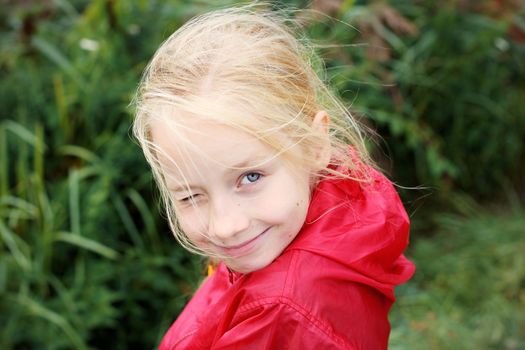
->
[133,5,415,349]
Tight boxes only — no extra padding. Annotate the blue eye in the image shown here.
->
[240,172,261,185]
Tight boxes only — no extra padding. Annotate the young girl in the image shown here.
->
[133,6,415,349]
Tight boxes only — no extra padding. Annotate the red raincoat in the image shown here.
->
[158,165,415,349]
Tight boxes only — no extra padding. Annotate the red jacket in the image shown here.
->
[159,166,415,349]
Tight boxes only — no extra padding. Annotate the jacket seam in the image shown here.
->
[281,250,298,297]
[236,296,349,348]
[168,329,198,349]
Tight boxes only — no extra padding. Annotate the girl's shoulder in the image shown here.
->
[222,244,397,349]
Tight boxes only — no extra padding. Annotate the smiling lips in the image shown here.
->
[217,227,272,257]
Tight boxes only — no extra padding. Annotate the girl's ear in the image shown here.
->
[312,110,329,135]
[312,110,331,169]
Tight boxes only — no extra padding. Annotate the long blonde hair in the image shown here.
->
[133,5,372,255]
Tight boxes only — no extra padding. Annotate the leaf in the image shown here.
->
[68,170,81,235]
[58,145,101,164]
[13,294,88,350]
[32,36,74,72]
[31,37,85,86]
[0,196,39,219]
[113,193,144,248]
[1,120,47,151]
[55,231,119,260]
[0,219,31,272]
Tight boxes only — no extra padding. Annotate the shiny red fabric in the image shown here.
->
[158,166,415,349]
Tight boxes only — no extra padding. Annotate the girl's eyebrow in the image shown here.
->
[230,155,275,170]
[168,184,197,194]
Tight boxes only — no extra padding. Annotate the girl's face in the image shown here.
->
[151,119,312,273]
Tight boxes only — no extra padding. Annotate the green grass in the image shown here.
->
[390,203,525,349]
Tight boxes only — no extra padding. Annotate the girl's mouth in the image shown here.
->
[217,227,271,257]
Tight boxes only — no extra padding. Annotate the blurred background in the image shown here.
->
[0,0,523,349]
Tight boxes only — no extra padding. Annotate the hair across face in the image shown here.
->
[133,6,372,264]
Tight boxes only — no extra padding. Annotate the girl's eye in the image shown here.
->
[240,172,262,185]
[179,194,199,203]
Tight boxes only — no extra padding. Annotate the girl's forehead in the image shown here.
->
[149,102,291,157]
[150,116,279,175]
[151,116,262,150]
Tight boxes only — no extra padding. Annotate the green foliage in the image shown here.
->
[307,1,525,200]
[390,202,525,349]
[1,0,523,348]
[0,1,215,348]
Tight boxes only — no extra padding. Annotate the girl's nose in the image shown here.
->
[207,198,250,242]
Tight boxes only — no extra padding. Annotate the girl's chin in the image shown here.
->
[224,254,274,274]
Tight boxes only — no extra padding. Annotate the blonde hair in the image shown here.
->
[133,5,373,255]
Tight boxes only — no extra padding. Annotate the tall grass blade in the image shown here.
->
[0,259,6,292]
[0,126,7,197]
[2,120,46,150]
[127,188,159,252]
[59,145,101,164]
[53,74,70,142]
[15,138,28,198]
[34,123,45,188]
[31,37,84,86]
[13,294,88,350]
[55,231,119,260]
[0,196,38,219]
[47,274,81,325]
[113,192,144,248]
[68,170,81,235]
[38,189,55,274]
[54,0,80,18]
[0,219,31,271]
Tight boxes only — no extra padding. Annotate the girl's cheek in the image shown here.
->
[178,210,209,243]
